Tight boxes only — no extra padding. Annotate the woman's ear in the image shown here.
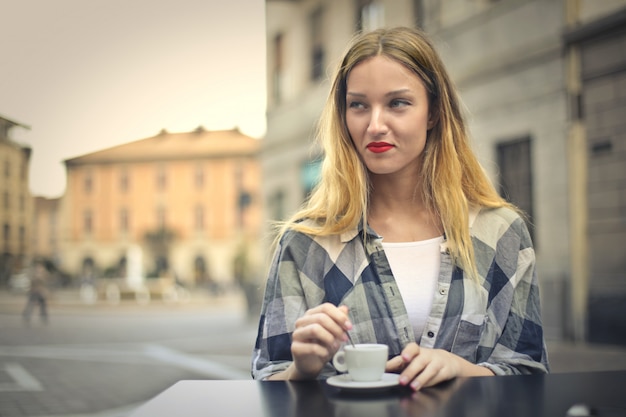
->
[427,108,439,130]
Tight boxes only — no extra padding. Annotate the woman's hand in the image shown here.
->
[284,303,352,380]
[386,343,494,390]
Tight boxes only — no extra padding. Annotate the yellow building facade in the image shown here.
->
[0,115,32,284]
[32,196,61,264]
[60,127,263,288]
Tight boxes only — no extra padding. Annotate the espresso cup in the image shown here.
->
[332,343,388,382]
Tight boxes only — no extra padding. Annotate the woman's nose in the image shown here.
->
[366,108,388,136]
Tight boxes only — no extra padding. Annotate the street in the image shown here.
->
[0,290,258,417]
[3,288,626,417]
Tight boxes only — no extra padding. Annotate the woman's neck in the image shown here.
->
[368,174,442,242]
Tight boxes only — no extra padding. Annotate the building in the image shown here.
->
[32,196,61,265]
[0,114,32,285]
[263,0,626,343]
[562,0,626,344]
[60,127,263,289]
[263,0,420,227]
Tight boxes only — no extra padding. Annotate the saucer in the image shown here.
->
[326,373,400,391]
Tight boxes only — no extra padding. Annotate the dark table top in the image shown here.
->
[129,370,626,417]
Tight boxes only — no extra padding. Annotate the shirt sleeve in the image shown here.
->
[250,230,338,380]
[476,214,550,375]
[251,233,295,380]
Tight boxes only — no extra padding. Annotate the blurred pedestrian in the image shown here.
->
[22,263,49,324]
[252,27,549,389]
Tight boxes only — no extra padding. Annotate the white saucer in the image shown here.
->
[326,373,400,391]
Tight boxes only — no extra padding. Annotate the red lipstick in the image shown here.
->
[366,142,394,153]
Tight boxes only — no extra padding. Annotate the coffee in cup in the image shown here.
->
[332,343,388,382]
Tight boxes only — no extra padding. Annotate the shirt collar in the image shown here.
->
[339,206,481,245]
[339,219,381,243]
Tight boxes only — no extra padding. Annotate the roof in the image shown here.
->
[0,114,31,130]
[0,114,31,146]
[64,127,260,166]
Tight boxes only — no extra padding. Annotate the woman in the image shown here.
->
[252,26,549,390]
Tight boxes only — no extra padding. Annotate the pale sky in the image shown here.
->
[0,0,267,198]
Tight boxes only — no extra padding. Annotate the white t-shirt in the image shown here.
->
[381,236,444,342]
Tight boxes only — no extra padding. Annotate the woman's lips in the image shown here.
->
[366,142,394,153]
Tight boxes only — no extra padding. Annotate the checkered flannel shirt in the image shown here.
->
[252,206,549,380]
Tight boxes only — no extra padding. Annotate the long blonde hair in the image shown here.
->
[278,27,511,274]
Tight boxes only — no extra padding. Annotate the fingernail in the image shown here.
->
[411,381,421,391]
[345,320,352,329]
[399,376,409,385]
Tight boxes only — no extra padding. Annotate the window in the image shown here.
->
[356,0,385,32]
[49,209,57,228]
[20,160,26,180]
[234,163,243,189]
[269,190,286,222]
[497,137,535,241]
[194,205,204,230]
[84,210,93,235]
[157,206,167,229]
[49,221,56,246]
[3,192,8,210]
[272,33,285,104]
[3,223,9,243]
[310,7,325,81]
[194,164,204,189]
[120,208,129,233]
[84,170,93,194]
[301,159,322,200]
[413,0,425,28]
[156,164,167,191]
[120,167,130,193]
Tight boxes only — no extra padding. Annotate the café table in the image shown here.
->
[129,370,626,417]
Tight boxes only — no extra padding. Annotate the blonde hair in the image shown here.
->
[278,27,512,275]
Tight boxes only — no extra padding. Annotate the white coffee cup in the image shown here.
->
[332,343,388,382]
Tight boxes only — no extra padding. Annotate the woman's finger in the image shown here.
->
[296,313,348,342]
[401,349,456,390]
[408,361,442,390]
[400,342,420,363]
[297,303,351,338]
[399,353,427,386]
[385,355,406,373]
[293,321,340,349]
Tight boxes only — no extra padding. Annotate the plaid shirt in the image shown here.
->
[252,207,549,380]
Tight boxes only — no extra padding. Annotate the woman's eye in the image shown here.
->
[348,101,365,109]
[390,99,410,108]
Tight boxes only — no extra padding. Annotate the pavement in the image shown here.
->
[0,287,257,417]
[1,287,626,417]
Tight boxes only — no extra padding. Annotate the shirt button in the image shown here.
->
[439,288,447,295]
[427,331,435,338]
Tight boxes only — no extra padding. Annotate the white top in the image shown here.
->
[382,236,444,341]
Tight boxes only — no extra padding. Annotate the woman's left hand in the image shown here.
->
[386,342,494,391]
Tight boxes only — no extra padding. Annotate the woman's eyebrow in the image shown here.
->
[346,89,412,97]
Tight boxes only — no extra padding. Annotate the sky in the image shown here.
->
[0,0,267,198]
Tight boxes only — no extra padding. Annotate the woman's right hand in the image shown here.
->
[283,303,353,380]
